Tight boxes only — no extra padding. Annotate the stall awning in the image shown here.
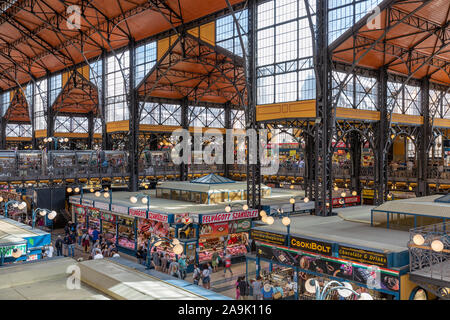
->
[137,33,246,106]
[331,0,450,85]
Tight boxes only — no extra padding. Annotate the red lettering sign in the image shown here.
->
[201,209,258,224]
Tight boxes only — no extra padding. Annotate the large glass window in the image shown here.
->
[388,82,421,115]
[135,41,157,86]
[49,74,62,105]
[54,116,88,133]
[6,124,32,137]
[106,50,130,122]
[34,79,47,130]
[256,0,315,105]
[216,9,248,57]
[140,103,181,126]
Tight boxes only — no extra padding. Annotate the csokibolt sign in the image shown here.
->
[200,209,259,224]
[289,236,333,256]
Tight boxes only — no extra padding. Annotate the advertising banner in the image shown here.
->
[129,208,147,219]
[228,219,251,233]
[250,229,286,245]
[200,222,229,239]
[101,212,116,223]
[256,241,400,292]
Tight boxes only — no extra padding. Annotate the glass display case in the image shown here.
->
[198,233,249,263]
[0,151,16,178]
[17,151,42,177]
[117,216,136,250]
[76,151,97,174]
[261,265,297,300]
[101,212,116,244]
[48,151,77,176]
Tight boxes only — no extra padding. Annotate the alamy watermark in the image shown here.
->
[67,5,81,30]
[367,6,381,30]
[66,264,81,290]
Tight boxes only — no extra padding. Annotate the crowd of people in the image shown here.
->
[42,222,120,260]
[136,245,188,280]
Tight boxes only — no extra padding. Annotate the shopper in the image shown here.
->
[238,277,250,300]
[223,252,233,277]
[44,243,54,258]
[160,252,168,273]
[211,248,219,272]
[252,276,263,300]
[235,276,241,300]
[262,283,274,300]
[63,232,70,256]
[192,264,201,285]
[152,248,160,270]
[137,245,145,265]
[178,255,187,280]
[169,258,181,278]
[81,231,90,253]
[67,231,76,258]
[55,235,63,257]
[111,249,120,258]
[201,264,211,289]
[91,227,100,245]
[93,248,103,260]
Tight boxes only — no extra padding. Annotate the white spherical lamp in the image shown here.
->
[242,204,249,211]
[95,191,101,197]
[431,240,444,252]
[67,187,73,193]
[266,216,274,225]
[130,196,138,203]
[141,197,148,204]
[48,211,57,220]
[260,210,267,217]
[74,187,80,193]
[341,192,346,198]
[289,198,295,204]
[412,234,425,246]
[39,210,47,216]
[103,192,110,198]
[303,197,309,203]
[225,205,231,213]
[282,217,291,226]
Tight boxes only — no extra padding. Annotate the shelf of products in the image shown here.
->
[88,217,100,235]
[198,233,248,263]
[261,266,296,299]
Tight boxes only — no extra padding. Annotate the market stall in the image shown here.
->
[197,210,256,263]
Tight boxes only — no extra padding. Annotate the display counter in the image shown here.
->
[117,216,135,250]
[260,265,297,300]
[87,209,101,236]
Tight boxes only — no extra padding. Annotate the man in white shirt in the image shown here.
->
[93,249,104,260]
[45,244,54,258]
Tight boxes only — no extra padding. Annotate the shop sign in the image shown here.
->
[256,241,400,292]
[228,219,251,233]
[148,212,170,223]
[94,201,110,211]
[200,209,259,224]
[338,245,388,268]
[81,199,94,207]
[129,208,147,219]
[289,236,332,256]
[250,229,286,245]
[101,212,116,223]
[111,204,128,215]
[69,197,80,205]
[200,222,229,238]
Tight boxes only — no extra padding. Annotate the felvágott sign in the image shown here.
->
[338,245,388,267]
[289,236,332,256]
[200,209,258,224]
